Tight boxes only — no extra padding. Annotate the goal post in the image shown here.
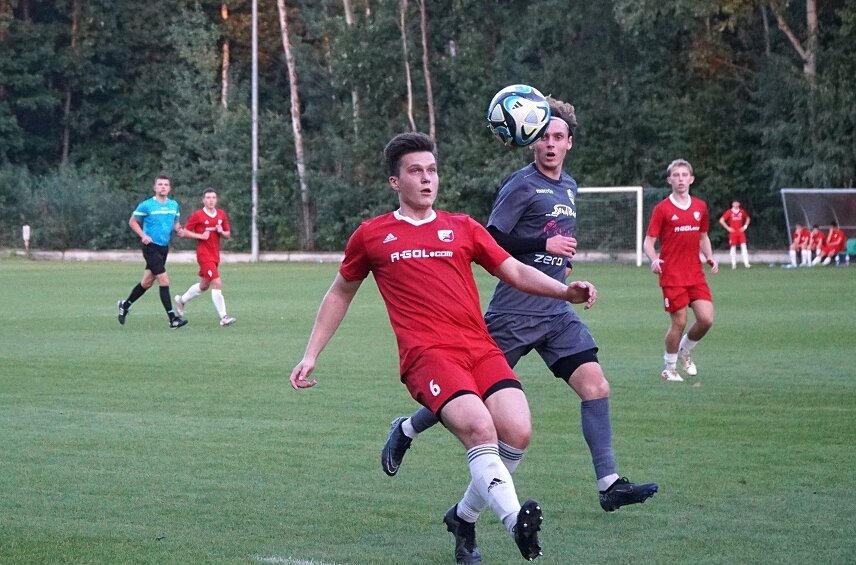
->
[576,186,644,266]
[780,188,856,242]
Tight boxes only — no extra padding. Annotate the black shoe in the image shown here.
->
[443,504,481,564]
[513,500,543,561]
[117,300,128,325]
[599,477,658,512]
[170,316,188,329]
[380,416,412,476]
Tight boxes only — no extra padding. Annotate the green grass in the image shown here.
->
[0,259,854,564]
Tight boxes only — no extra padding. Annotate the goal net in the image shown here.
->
[575,186,643,266]
[780,188,856,242]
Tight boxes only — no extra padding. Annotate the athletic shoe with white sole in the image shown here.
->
[380,416,411,476]
[443,505,481,564]
[513,500,543,561]
[170,316,188,329]
[219,315,236,326]
[117,300,129,325]
[661,368,683,382]
[678,349,697,376]
[174,295,185,316]
[599,477,659,512]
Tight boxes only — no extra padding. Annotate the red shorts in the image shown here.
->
[403,344,519,415]
[661,282,713,313]
[197,261,220,281]
[728,231,747,246]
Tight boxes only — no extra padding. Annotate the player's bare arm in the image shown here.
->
[495,256,594,307]
[699,233,718,274]
[643,235,663,273]
[290,274,363,390]
[128,217,152,244]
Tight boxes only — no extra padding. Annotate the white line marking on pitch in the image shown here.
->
[253,556,350,565]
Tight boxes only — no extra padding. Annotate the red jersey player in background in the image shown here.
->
[718,199,751,269]
[175,188,236,326]
[643,159,718,383]
[808,225,826,265]
[788,223,811,267]
[814,221,847,265]
[290,132,598,562]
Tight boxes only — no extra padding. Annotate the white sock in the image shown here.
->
[730,247,737,268]
[598,473,620,492]
[211,289,227,318]
[401,418,418,439]
[789,250,797,266]
[458,441,526,523]
[663,352,678,369]
[679,335,698,352]
[463,444,520,533]
[181,283,202,304]
[801,250,811,265]
[741,244,750,266]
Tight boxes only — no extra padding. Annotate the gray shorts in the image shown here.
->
[484,310,598,370]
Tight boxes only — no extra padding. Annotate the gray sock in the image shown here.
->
[409,406,440,433]
[581,397,616,480]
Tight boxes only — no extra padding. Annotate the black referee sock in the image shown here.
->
[159,286,175,318]
[126,283,147,306]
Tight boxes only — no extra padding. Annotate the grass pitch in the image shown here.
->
[0,258,853,564]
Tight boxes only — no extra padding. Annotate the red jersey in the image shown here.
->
[720,207,749,230]
[792,227,810,247]
[339,210,511,376]
[809,230,826,250]
[184,208,230,263]
[825,227,846,253]
[647,195,710,287]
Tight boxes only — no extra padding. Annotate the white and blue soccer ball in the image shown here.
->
[486,84,551,147]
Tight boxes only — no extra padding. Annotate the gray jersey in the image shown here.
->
[486,162,578,316]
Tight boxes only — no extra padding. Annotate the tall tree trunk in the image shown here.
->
[760,3,771,57]
[61,0,81,167]
[418,0,435,140]
[342,0,360,138]
[769,0,817,81]
[398,0,416,131]
[276,0,314,249]
[220,1,230,109]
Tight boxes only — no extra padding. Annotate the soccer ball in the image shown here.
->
[486,84,551,147]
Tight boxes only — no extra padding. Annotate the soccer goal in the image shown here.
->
[576,186,643,266]
[780,188,856,242]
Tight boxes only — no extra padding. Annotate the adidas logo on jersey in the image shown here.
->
[671,214,679,221]
[382,233,397,244]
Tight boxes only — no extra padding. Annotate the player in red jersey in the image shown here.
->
[174,188,236,326]
[788,223,811,267]
[290,132,598,562]
[643,159,718,382]
[718,200,751,269]
[816,221,847,265]
[808,225,826,265]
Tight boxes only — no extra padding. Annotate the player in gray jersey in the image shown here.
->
[380,97,657,565]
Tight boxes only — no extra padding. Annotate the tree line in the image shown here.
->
[1,0,853,252]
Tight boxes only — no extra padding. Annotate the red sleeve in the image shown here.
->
[221,210,231,232]
[184,210,201,232]
[700,201,710,232]
[468,217,511,275]
[339,224,371,281]
[646,204,664,238]
[720,210,729,222]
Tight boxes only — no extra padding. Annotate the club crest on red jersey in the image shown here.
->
[693,211,701,221]
[437,229,454,242]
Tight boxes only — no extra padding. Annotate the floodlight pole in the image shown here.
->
[250,0,259,262]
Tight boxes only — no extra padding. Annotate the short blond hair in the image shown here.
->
[666,159,693,176]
